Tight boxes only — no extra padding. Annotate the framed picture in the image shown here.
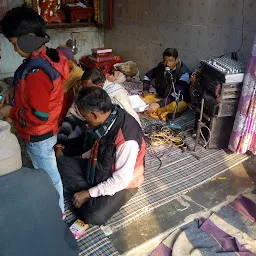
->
[31,0,113,28]
[96,0,112,29]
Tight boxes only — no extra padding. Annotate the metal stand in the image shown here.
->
[194,98,205,151]
[171,91,180,121]
[166,91,182,130]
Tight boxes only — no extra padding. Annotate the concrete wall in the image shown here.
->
[0,27,104,78]
[104,0,256,76]
[0,0,104,78]
[7,0,23,10]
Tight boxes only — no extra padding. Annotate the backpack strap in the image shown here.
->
[20,57,60,82]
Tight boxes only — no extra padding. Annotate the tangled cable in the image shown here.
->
[143,124,186,171]
[144,124,184,148]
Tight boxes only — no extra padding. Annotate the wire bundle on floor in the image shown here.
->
[143,124,186,171]
[144,124,184,148]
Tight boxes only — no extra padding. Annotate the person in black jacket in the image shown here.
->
[0,121,79,256]
[143,48,190,114]
[57,87,146,225]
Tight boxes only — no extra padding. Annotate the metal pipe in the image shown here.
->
[194,99,205,152]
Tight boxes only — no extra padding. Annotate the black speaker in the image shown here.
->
[195,110,235,149]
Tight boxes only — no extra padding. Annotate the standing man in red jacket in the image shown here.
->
[0,7,69,214]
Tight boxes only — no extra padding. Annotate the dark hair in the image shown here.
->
[0,7,60,62]
[163,48,178,59]
[0,7,46,38]
[76,87,112,113]
[82,68,106,85]
[46,48,60,63]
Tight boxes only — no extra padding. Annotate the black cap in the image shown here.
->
[17,34,50,53]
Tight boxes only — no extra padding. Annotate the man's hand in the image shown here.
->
[3,117,13,124]
[142,90,150,97]
[55,147,64,158]
[73,190,91,208]
[81,150,91,159]
[0,87,15,108]
[145,102,160,114]
[0,105,12,118]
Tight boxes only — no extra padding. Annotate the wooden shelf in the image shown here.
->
[46,22,96,29]
[0,22,96,34]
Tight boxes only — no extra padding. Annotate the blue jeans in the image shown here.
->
[26,135,65,213]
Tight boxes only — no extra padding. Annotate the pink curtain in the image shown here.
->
[228,35,256,154]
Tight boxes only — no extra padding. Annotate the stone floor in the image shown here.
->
[109,156,256,256]
[15,115,256,256]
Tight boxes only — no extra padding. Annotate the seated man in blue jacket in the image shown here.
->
[143,48,190,114]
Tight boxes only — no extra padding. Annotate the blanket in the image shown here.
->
[151,190,256,256]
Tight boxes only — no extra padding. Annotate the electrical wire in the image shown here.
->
[148,145,164,172]
[144,125,184,148]
[236,0,245,53]
[177,128,194,137]
[144,118,212,168]
[144,124,186,171]
[192,124,212,154]
[200,125,212,148]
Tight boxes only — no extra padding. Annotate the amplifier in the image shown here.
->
[201,57,246,83]
[195,110,235,149]
[200,72,242,100]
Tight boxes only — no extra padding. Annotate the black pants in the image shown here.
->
[62,136,85,157]
[57,156,138,225]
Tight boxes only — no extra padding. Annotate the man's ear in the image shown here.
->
[91,112,98,120]
[175,57,180,64]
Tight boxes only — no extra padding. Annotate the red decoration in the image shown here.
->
[39,0,62,23]
[62,5,93,23]
[80,56,122,75]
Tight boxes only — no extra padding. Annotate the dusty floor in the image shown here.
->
[15,120,256,256]
[116,156,256,256]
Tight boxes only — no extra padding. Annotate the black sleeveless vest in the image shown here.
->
[154,61,190,98]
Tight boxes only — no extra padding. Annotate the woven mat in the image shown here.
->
[64,199,119,256]
[64,109,249,256]
[15,80,249,255]
[103,110,249,232]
